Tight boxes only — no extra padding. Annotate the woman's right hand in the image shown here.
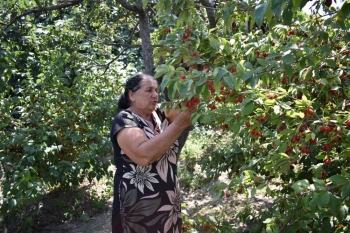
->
[173,104,197,129]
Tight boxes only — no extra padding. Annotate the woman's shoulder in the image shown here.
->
[115,109,147,129]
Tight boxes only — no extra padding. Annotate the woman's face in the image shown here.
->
[129,77,159,114]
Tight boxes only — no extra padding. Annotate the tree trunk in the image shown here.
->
[138,9,154,75]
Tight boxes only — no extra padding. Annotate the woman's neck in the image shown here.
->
[128,107,152,121]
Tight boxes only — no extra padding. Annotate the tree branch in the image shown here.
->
[102,46,129,75]
[34,0,43,9]
[103,22,139,75]
[116,0,140,12]
[0,0,83,37]
[199,0,216,29]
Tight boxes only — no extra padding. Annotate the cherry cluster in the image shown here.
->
[302,107,314,117]
[182,28,191,41]
[251,128,263,137]
[266,93,278,99]
[204,79,215,93]
[184,97,200,107]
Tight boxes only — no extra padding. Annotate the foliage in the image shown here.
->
[156,0,350,232]
[1,0,350,232]
[0,0,142,230]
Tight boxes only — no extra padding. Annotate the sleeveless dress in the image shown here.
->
[110,109,182,233]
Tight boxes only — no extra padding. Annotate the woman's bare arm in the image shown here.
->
[116,106,195,166]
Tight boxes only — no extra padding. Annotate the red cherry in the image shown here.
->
[286,146,293,154]
[346,120,350,129]
[280,76,287,84]
[246,122,251,128]
[225,191,231,198]
[307,108,314,115]
[237,188,242,194]
[185,28,191,34]
[323,144,332,152]
[278,124,285,131]
[324,0,332,7]
[180,74,186,79]
[230,67,237,73]
[309,138,317,144]
[324,158,331,165]
[165,28,171,33]
[232,22,237,28]
[320,127,326,133]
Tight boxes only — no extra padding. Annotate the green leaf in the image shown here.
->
[320,44,331,55]
[202,85,209,102]
[284,63,294,77]
[209,36,220,50]
[242,102,255,115]
[191,70,203,78]
[329,175,348,185]
[242,70,253,81]
[329,194,342,216]
[291,179,310,192]
[195,85,203,96]
[167,80,177,101]
[338,2,350,21]
[196,75,207,86]
[249,73,259,88]
[325,59,336,67]
[212,182,227,191]
[160,77,170,92]
[271,0,288,16]
[282,54,295,64]
[278,143,287,153]
[338,205,349,221]
[142,0,149,9]
[341,184,350,199]
[155,64,170,78]
[200,114,212,124]
[213,67,228,82]
[316,191,330,209]
[223,73,236,89]
[233,121,241,134]
[179,80,193,97]
[254,3,268,27]
[282,2,293,26]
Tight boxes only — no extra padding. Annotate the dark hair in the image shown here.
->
[117,73,155,112]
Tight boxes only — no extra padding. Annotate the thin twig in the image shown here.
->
[102,22,139,75]
[0,0,83,37]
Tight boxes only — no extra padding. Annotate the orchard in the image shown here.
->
[0,0,350,232]
[155,0,350,232]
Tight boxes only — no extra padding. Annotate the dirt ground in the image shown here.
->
[1,168,273,233]
[39,175,271,233]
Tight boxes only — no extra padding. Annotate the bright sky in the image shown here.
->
[302,0,345,15]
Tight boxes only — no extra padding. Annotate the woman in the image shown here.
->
[110,73,197,233]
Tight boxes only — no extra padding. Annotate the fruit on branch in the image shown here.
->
[324,0,332,7]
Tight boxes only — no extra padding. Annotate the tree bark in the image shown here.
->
[116,0,155,75]
[138,9,155,75]
[199,0,216,29]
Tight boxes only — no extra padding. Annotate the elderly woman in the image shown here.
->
[110,73,197,233]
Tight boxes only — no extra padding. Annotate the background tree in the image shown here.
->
[1,0,350,232]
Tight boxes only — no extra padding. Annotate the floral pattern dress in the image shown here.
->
[110,109,182,233]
